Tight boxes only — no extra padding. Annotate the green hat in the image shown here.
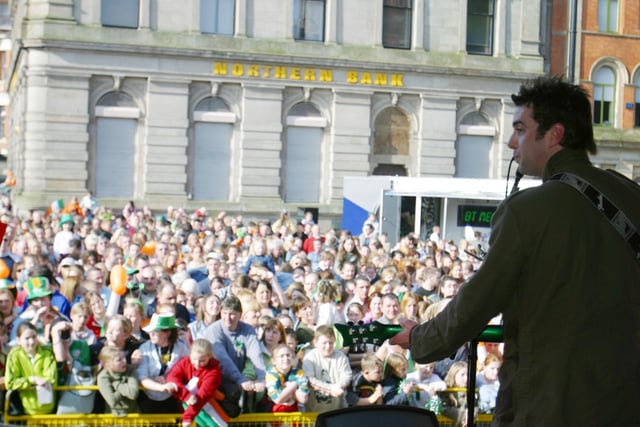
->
[143,313,176,333]
[25,276,53,301]
[0,278,13,289]
[59,214,74,227]
[124,265,139,275]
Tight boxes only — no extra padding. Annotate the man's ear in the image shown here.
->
[548,123,565,148]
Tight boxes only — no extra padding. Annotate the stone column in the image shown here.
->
[143,79,189,198]
[417,95,458,176]
[330,90,372,204]
[238,85,284,204]
[20,57,91,204]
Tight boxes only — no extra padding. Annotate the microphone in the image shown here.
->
[511,168,523,195]
[506,157,523,197]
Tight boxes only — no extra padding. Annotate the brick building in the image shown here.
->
[551,0,640,178]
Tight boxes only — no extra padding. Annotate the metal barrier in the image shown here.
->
[230,412,317,427]
[2,386,318,427]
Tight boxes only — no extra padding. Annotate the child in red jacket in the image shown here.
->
[167,339,222,427]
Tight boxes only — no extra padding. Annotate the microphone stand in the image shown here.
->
[467,325,503,427]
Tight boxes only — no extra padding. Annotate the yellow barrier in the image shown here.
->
[3,386,493,426]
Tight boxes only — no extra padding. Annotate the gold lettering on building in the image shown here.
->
[360,72,373,85]
[304,69,316,81]
[214,62,228,75]
[248,65,260,77]
[375,73,388,86]
[319,70,333,82]
[213,62,402,87]
[231,64,244,76]
[274,67,287,79]
[391,74,404,87]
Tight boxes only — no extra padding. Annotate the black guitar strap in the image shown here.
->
[550,172,640,263]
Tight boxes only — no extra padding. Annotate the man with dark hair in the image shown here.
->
[203,295,266,415]
[392,76,640,426]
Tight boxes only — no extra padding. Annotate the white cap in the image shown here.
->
[59,257,78,267]
[180,278,200,296]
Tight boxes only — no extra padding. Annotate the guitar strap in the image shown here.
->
[549,171,640,263]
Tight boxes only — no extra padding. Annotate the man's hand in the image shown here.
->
[368,384,383,405]
[240,380,254,391]
[329,384,344,397]
[163,382,178,393]
[130,349,142,366]
[389,318,418,349]
[401,380,414,395]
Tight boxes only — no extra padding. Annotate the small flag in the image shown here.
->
[47,199,65,216]
[51,199,64,212]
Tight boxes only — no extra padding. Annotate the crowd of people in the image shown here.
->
[0,197,501,426]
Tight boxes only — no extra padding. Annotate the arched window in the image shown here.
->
[191,97,235,201]
[456,112,494,178]
[94,92,139,198]
[372,106,410,176]
[284,103,326,202]
[593,66,616,126]
[373,107,410,155]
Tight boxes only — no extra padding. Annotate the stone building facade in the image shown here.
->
[7,0,550,222]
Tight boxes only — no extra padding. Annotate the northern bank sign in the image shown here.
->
[213,61,405,87]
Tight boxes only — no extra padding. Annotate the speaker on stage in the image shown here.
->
[315,405,439,427]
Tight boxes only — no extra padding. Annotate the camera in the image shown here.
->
[59,328,71,340]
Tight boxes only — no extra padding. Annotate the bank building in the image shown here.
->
[5,1,637,227]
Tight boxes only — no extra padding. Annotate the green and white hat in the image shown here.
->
[59,214,74,227]
[25,276,53,301]
[143,313,176,333]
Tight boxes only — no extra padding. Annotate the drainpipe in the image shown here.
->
[567,0,579,83]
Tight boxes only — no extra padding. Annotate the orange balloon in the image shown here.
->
[110,265,128,296]
[141,241,156,256]
[0,260,9,279]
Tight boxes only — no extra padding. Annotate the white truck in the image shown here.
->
[342,175,540,247]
